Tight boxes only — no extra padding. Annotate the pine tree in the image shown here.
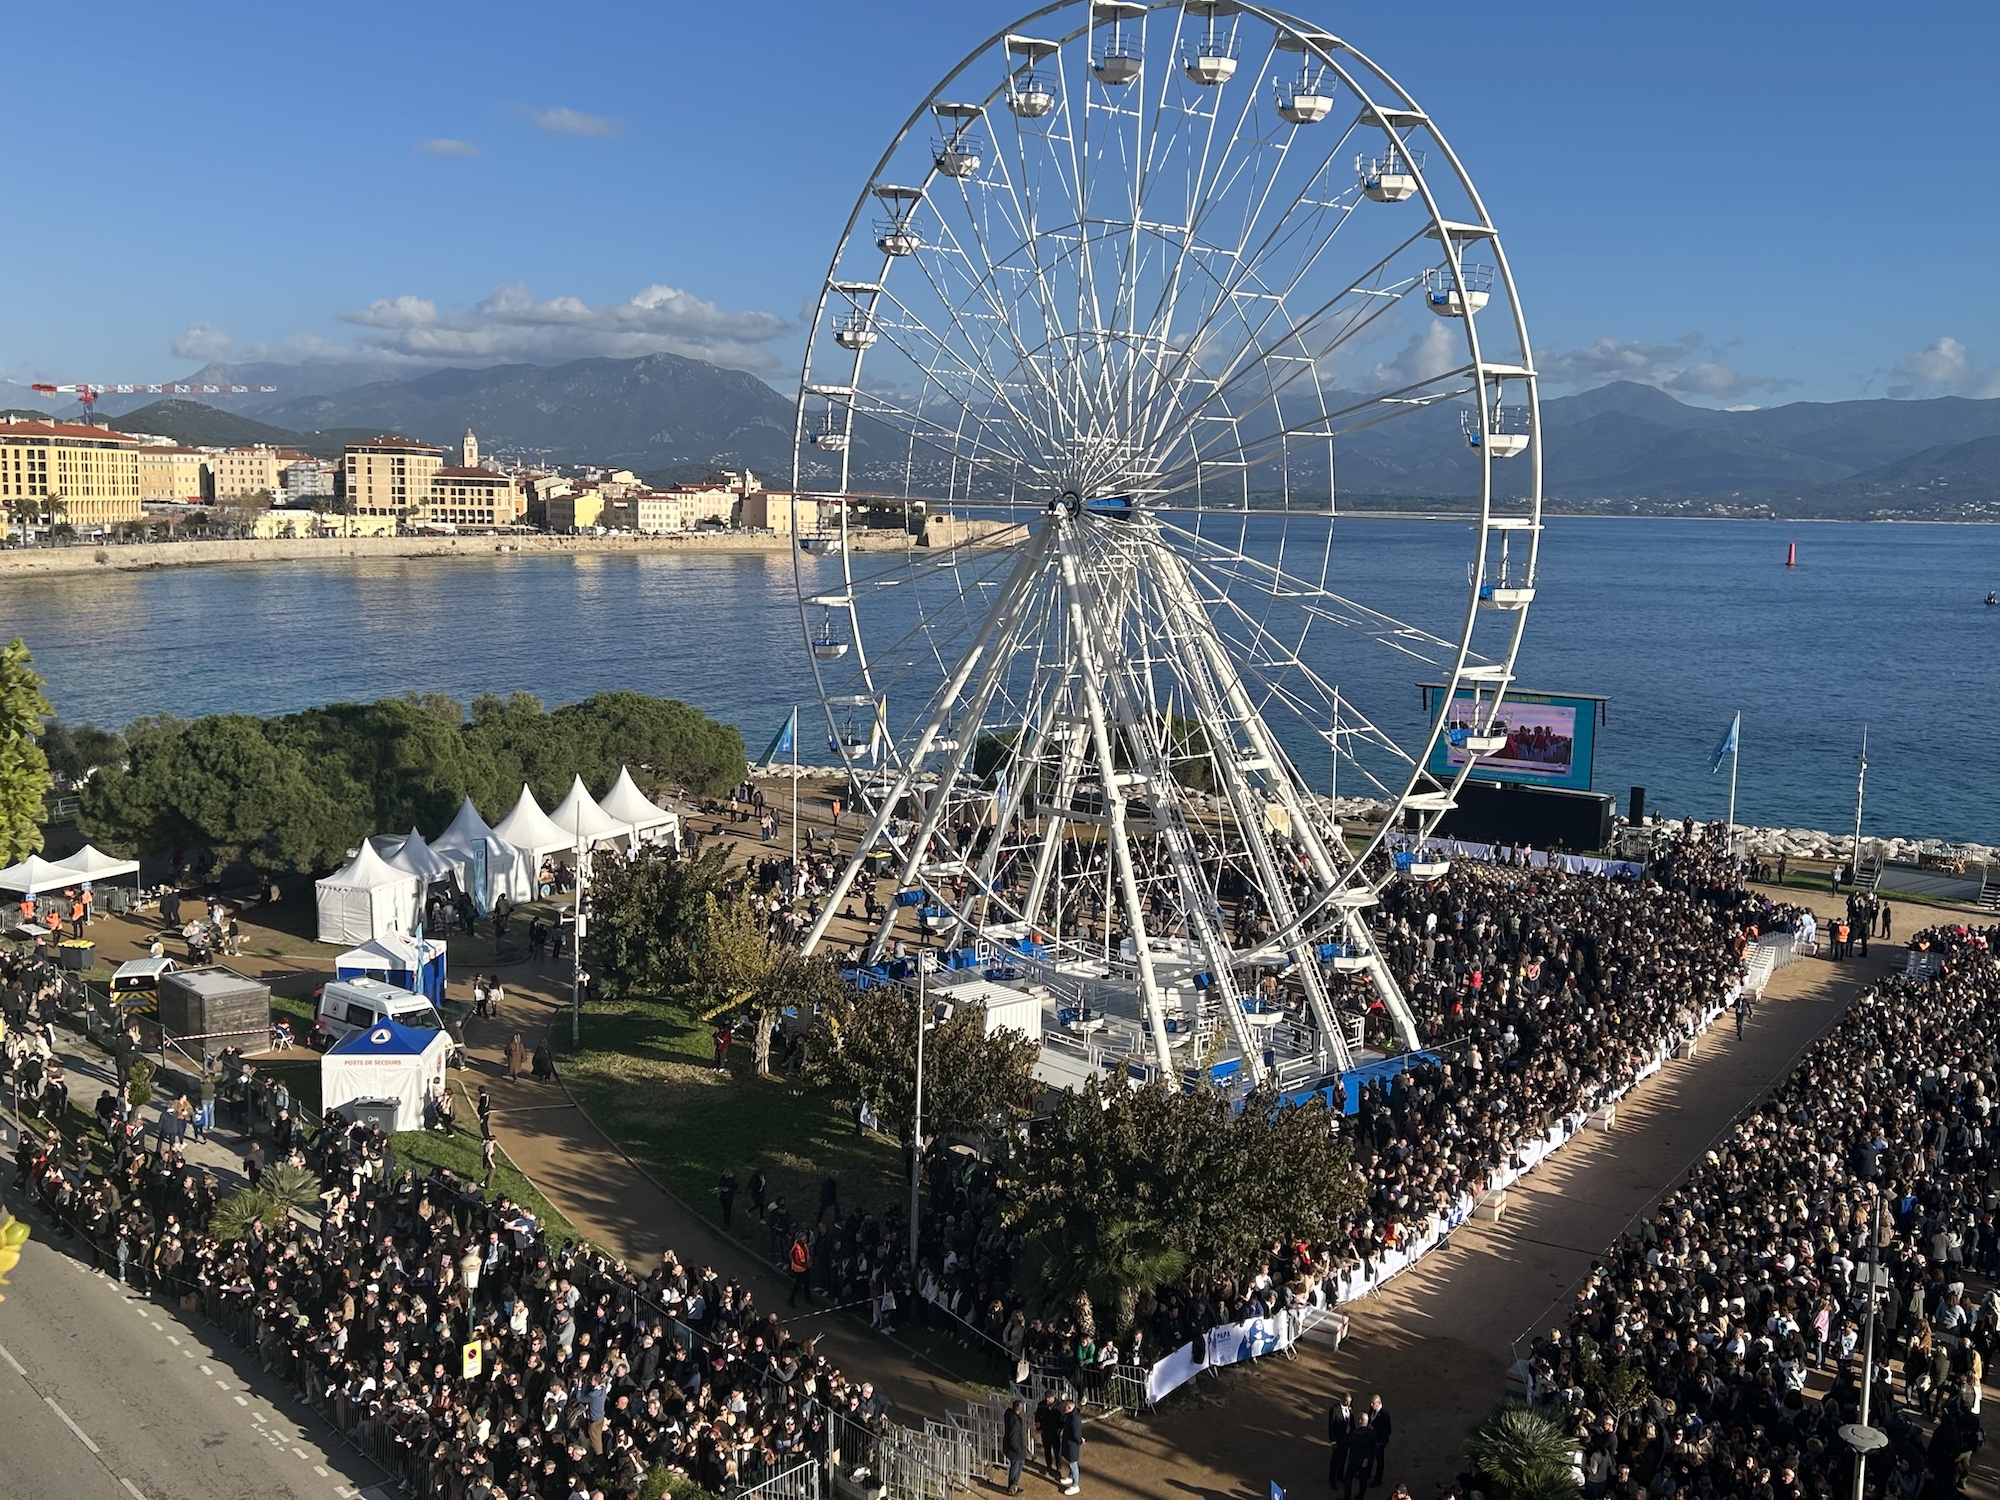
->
[0,638,53,865]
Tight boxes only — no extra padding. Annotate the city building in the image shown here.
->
[0,416,143,529]
[137,446,211,503]
[738,489,818,534]
[281,458,336,500]
[341,435,445,523]
[545,487,605,532]
[419,467,524,528]
[668,482,737,527]
[209,444,286,502]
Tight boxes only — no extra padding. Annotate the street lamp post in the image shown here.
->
[1843,1194,1889,1500]
[1849,727,1869,887]
[909,960,925,1273]
[570,840,590,1046]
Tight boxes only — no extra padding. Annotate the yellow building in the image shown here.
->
[419,467,524,528]
[137,446,210,503]
[342,436,445,523]
[738,489,817,534]
[209,444,286,502]
[0,417,142,529]
[545,488,605,532]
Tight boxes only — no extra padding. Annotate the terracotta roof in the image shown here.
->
[0,419,142,444]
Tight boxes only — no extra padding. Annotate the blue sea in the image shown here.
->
[2,518,1994,845]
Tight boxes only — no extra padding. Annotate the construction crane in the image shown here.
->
[29,382,277,422]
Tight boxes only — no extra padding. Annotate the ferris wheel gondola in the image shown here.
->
[792,0,1542,1096]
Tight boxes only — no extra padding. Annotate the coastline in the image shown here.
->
[0,529,921,578]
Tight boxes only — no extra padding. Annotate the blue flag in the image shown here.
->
[1271,1485,1286,1500]
[1709,711,1739,775]
[759,707,798,769]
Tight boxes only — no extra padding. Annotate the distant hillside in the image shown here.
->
[105,401,372,461]
[259,352,795,473]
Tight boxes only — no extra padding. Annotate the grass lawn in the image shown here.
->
[555,993,908,1251]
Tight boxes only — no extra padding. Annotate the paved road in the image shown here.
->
[0,1225,388,1500]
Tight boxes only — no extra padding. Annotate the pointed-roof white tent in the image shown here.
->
[314,840,422,945]
[0,854,76,896]
[598,765,680,845]
[47,844,142,883]
[491,784,574,861]
[382,828,454,883]
[549,775,622,845]
[432,796,530,910]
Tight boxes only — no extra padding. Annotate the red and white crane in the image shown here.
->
[29,381,277,421]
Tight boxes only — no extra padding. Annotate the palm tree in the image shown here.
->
[1466,1404,1583,1500]
[1034,1213,1190,1340]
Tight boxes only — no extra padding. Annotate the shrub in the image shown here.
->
[127,1058,155,1112]
[258,1161,318,1215]
[210,1189,275,1242]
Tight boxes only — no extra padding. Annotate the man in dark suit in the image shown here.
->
[1367,1393,1392,1486]
[1327,1391,1356,1489]
[1342,1412,1376,1500]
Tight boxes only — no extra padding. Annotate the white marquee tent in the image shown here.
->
[599,766,681,847]
[314,841,421,945]
[549,775,622,845]
[372,829,455,884]
[492,785,574,863]
[0,854,81,896]
[49,844,142,884]
[432,796,530,910]
[320,1018,451,1133]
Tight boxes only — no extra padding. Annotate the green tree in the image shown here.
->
[552,690,745,799]
[1029,1212,1190,1339]
[587,840,733,992]
[39,719,125,785]
[1005,1079,1360,1300]
[1465,1404,1582,1500]
[0,639,54,863]
[812,983,1038,1143]
[271,698,495,836]
[746,948,850,1077]
[466,691,578,808]
[80,713,353,874]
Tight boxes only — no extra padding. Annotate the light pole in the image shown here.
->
[1842,1193,1888,1500]
[909,959,926,1274]
[570,840,590,1046]
[1849,726,1869,887]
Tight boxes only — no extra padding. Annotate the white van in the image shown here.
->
[312,976,446,1049]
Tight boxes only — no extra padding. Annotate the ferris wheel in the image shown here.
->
[792,0,1541,1092]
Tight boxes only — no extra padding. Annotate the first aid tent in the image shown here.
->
[320,1018,451,1133]
[334,933,448,1005]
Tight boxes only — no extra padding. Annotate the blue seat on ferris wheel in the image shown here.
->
[894,889,924,907]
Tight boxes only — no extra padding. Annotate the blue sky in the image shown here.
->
[3,0,1995,404]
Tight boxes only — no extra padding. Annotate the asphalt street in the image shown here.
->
[0,1226,388,1500]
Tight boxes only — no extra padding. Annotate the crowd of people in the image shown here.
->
[1515,922,2000,1500]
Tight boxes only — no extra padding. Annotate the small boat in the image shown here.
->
[798,530,844,556]
[1987,592,1998,607]
[1786,541,1796,568]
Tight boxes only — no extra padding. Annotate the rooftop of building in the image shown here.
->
[0,417,141,444]
[348,435,445,455]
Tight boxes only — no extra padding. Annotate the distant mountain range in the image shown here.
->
[42,354,2000,519]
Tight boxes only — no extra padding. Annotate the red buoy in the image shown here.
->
[1786,540,1796,568]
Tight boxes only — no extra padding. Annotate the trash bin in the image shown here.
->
[58,939,94,971]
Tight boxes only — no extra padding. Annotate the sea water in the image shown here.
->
[2,518,1993,844]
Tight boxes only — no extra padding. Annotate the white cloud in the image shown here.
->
[169,322,267,362]
[1366,321,1460,391]
[331,281,791,375]
[418,137,479,157]
[1536,334,1795,404]
[527,106,621,138]
[1888,336,2000,399]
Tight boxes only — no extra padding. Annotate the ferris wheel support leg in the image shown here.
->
[1053,525,1182,1079]
[1147,541,1351,1075]
[857,535,1057,962]
[1018,720,1090,934]
[944,660,1071,950]
[800,530,1054,960]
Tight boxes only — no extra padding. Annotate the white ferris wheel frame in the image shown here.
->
[788,0,1542,1091]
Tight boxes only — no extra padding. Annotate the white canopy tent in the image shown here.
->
[491,785,575,863]
[320,1018,451,1133]
[432,796,530,910]
[0,854,80,896]
[314,841,422,945]
[599,766,681,848]
[549,775,622,846]
[49,844,142,884]
[371,829,455,884]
